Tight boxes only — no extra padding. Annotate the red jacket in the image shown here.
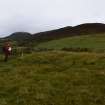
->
[3,46,11,55]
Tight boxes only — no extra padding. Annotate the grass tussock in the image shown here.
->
[0,51,105,105]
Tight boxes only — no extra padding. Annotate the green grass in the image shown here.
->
[36,33,105,51]
[0,51,105,105]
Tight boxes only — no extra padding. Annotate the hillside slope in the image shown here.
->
[32,23,105,42]
[36,33,105,51]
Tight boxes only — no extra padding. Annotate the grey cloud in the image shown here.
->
[0,0,105,37]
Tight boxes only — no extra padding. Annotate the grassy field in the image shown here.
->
[0,51,105,105]
[36,33,105,51]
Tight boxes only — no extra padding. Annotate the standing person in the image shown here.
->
[2,41,12,62]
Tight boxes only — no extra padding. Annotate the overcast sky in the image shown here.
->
[0,0,105,37]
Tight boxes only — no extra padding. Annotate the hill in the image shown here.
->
[2,23,105,46]
[5,32,32,41]
[0,51,105,105]
[36,33,105,52]
[32,23,105,42]
[4,32,33,46]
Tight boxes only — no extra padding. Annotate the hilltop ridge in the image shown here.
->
[2,23,105,46]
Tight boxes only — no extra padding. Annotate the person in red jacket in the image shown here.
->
[3,41,12,62]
